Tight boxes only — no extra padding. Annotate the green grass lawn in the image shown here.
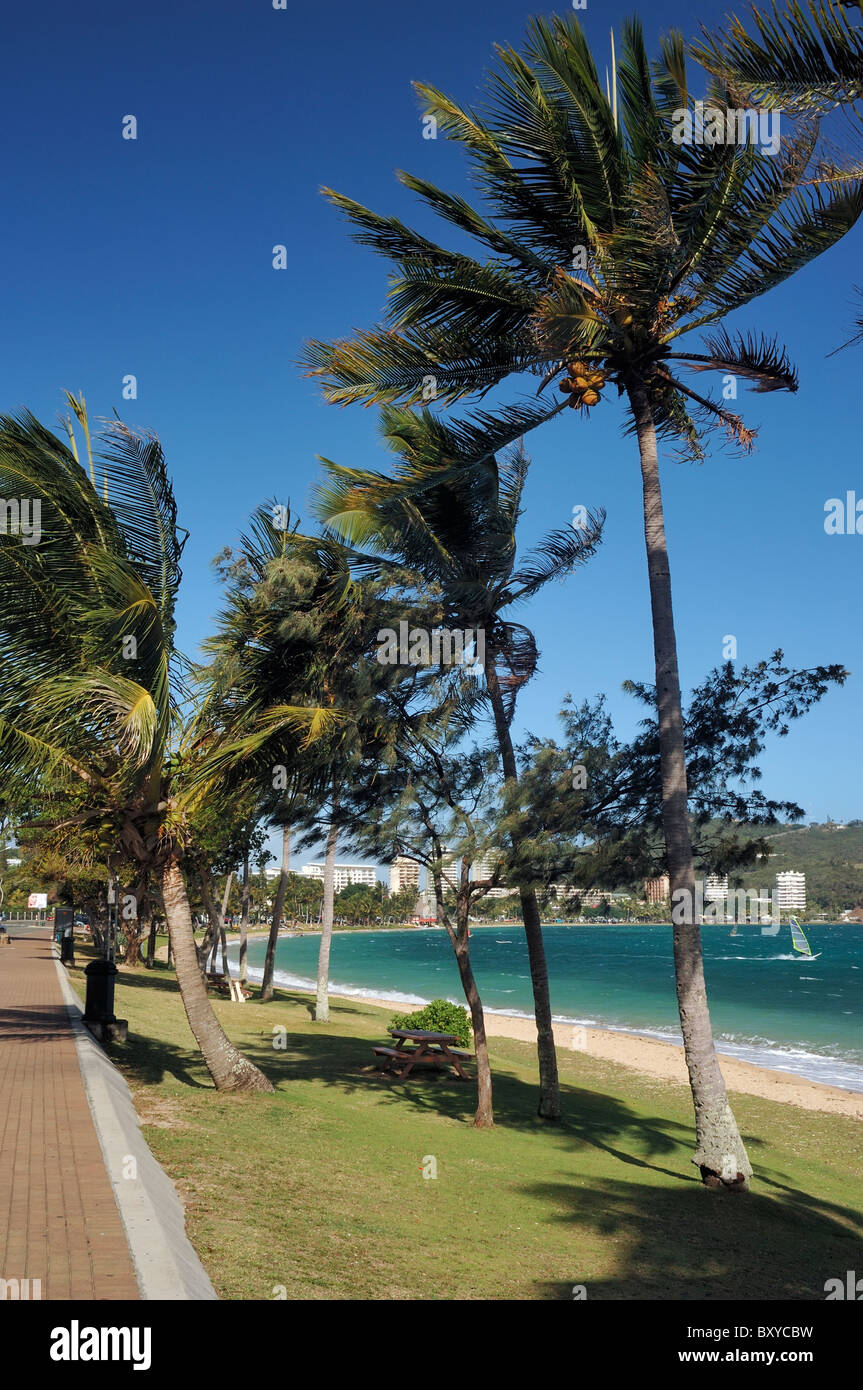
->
[66,953,863,1300]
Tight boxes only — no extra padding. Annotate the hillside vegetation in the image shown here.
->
[729,822,863,915]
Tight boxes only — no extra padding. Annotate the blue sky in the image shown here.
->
[3,0,861,869]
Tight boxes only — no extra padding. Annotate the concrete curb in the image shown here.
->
[52,950,218,1301]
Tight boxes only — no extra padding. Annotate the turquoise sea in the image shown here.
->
[236,922,863,1092]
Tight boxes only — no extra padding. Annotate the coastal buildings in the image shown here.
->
[704,874,729,904]
[300,863,378,892]
[413,888,439,919]
[550,883,582,904]
[644,874,670,904]
[472,849,513,899]
[472,849,504,883]
[775,870,806,911]
[434,844,460,893]
[388,856,421,896]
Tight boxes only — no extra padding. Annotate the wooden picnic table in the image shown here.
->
[372,1028,474,1081]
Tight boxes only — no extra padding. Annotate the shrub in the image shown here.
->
[390,999,472,1047]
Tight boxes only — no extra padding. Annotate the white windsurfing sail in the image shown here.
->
[789,916,816,957]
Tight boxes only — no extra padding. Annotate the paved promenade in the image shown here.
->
[0,928,139,1300]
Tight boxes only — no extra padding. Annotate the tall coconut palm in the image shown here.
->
[314,405,603,1118]
[300,14,863,1184]
[0,407,272,1093]
[314,778,340,1023]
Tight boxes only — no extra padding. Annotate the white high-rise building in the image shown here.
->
[432,844,460,894]
[472,850,504,884]
[301,863,378,892]
[388,856,421,896]
[775,871,806,911]
[704,874,729,903]
[472,849,513,898]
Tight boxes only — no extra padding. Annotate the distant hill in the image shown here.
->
[727,821,863,915]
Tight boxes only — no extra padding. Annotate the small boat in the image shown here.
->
[789,916,821,960]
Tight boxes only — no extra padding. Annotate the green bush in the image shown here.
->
[390,999,472,1047]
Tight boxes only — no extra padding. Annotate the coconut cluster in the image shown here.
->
[558,360,606,409]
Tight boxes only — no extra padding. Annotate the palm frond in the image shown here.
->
[511,512,606,601]
[675,328,799,391]
[693,0,863,112]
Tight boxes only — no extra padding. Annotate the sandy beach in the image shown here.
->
[323,985,863,1120]
[224,926,862,1119]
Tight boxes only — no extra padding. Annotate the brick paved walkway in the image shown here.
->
[0,928,139,1300]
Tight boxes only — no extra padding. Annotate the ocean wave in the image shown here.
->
[232,941,863,1093]
[542,1013,863,1092]
[708,952,815,962]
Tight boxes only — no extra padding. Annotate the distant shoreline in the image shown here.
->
[221,918,855,939]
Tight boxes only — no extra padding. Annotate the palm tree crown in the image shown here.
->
[302,14,863,458]
[314,405,604,719]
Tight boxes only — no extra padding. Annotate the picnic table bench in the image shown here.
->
[206,971,251,1002]
[373,1029,475,1080]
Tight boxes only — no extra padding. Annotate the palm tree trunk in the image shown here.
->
[485,652,561,1120]
[208,871,233,972]
[315,788,339,1022]
[196,868,222,974]
[239,849,250,983]
[159,854,273,1093]
[145,913,158,968]
[627,377,751,1189]
[261,826,290,1002]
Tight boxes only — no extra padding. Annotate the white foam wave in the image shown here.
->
[542,1012,863,1092]
[233,941,863,1092]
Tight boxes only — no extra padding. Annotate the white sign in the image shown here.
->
[27,893,47,909]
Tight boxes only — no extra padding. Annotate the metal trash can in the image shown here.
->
[55,907,75,964]
[83,958,117,1024]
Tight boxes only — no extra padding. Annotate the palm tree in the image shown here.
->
[694,0,863,118]
[313,777,340,1023]
[314,406,603,1118]
[198,507,398,1023]
[300,14,863,1184]
[0,407,272,1093]
[260,808,295,1002]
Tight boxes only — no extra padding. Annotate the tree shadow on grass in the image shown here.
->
[93,969,220,1088]
[106,983,778,1192]
[104,1030,211,1090]
[190,1017,705,1184]
[111,986,697,1181]
[110,968,186,995]
[526,1173,863,1299]
[104,977,863,1300]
